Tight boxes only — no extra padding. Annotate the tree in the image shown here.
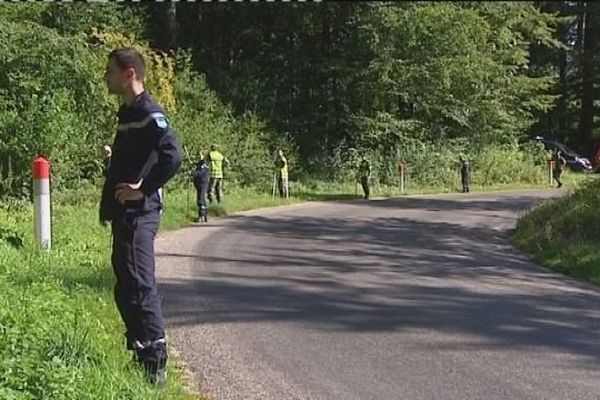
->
[579,1,600,149]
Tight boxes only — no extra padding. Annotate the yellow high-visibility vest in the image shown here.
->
[208,151,224,178]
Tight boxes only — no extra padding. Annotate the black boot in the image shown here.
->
[136,344,168,389]
[145,363,167,389]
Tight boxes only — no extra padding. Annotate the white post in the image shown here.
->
[400,165,405,193]
[32,156,51,250]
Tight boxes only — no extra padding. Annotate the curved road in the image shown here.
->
[156,190,600,400]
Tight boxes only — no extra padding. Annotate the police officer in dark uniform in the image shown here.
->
[358,158,371,199]
[459,156,471,193]
[192,150,209,222]
[551,150,566,188]
[99,48,182,388]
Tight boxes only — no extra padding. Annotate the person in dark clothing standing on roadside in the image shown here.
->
[192,150,209,222]
[551,150,566,188]
[275,149,289,198]
[358,158,371,199]
[459,156,471,193]
[99,48,182,388]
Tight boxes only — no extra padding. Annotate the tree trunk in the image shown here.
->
[166,2,177,49]
[579,1,595,148]
[558,11,568,134]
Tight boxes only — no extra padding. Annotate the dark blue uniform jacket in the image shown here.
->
[100,92,182,221]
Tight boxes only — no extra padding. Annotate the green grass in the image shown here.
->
[0,171,592,399]
[0,201,199,400]
[514,173,600,284]
[291,169,588,200]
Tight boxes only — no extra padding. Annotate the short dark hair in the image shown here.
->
[108,48,146,80]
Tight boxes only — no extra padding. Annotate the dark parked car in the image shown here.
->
[534,136,593,172]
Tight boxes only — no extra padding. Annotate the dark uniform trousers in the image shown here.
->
[461,163,471,193]
[553,165,563,187]
[461,172,470,193]
[193,161,209,219]
[360,176,370,199]
[196,180,208,219]
[112,211,166,370]
[208,178,222,203]
[277,175,288,198]
[197,186,208,216]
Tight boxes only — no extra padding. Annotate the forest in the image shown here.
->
[0,1,598,197]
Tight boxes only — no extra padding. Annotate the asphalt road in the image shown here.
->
[156,190,600,400]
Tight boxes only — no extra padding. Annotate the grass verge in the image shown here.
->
[514,174,600,284]
[0,200,198,400]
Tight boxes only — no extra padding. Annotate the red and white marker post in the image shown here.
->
[32,156,51,250]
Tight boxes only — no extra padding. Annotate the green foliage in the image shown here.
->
[0,20,115,197]
[344,111,548,189]
[319,2,561,186]
[356,2,559,145]
[472,142,547,185]
[176,2,561,178]
[172,51,295,189]
[0,2,568,200]
[0,15,288,200]
[40,2,146,37]
[0,203,195,399]
[514,177,600,283]
[0,3,50,24]
[91,29,177,113]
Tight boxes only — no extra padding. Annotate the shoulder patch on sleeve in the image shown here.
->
[156,117,168,129]
[150,112,169,129]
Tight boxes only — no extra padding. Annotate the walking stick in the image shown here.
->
[183,145,192,219]
[186,175,191,218]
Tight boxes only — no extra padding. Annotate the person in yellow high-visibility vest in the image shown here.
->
[275,149,289,198]
[206,144,229,203]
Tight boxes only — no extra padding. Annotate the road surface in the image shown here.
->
[156,190,600,400]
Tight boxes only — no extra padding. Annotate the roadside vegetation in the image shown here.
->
[514,176,600,284]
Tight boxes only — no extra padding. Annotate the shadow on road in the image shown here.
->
[316,191,560,213]
[159,192,600,363]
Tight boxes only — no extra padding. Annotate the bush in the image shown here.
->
[0,21,295,200]
[172,52,295,189]
[514,178,600,283]
[0,20,117,197]
[473,142,546,186]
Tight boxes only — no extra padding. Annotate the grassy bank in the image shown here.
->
[0,201,197,399]
[514,174,600,284]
